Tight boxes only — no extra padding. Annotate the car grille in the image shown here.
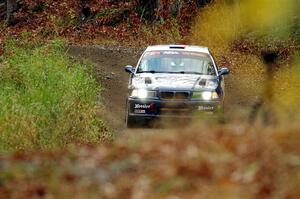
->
[160,91,190,100]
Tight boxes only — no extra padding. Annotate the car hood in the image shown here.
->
[131,73,219,90]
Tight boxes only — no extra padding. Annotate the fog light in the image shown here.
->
[212,92,219,99]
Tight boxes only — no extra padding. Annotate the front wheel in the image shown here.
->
[125,101,136,128]
[126,114,136,128]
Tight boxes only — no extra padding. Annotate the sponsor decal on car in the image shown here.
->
[134,104,150,114]
[144,51,161,57]
[181,52,209,57]
[135,104,151,109]
[162,51,180,55]
[198,106,214,111]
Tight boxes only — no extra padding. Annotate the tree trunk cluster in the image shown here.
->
[135,0,213,21]
[6,0,18,26]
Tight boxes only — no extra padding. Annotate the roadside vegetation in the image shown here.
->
[192,0,300,124]
[0,39,111,151]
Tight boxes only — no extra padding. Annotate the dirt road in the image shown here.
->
[67,45,264,132]
[68,45,143,131]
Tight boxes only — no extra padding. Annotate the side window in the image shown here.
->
[140,60,148,71]
[207,62,215,75]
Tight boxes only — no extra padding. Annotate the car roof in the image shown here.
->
[145,45,210,54]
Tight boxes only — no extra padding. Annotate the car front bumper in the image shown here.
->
[128,98,222,119]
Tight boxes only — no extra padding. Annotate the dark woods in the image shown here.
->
[2,0,18,25]
[3,0,214,26]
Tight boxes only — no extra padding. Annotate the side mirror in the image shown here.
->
[218,67,230,76]
[124,65,134,74]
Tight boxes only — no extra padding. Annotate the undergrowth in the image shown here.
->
[0,39,111,151]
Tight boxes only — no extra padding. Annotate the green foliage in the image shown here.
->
[0,39,110,151]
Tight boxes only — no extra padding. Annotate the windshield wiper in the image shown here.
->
[137,70,157,73]
[172,71,204,75]
[137,71,205,75]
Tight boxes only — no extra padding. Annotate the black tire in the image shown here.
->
[126,114,136,128]
[125,101,136,128]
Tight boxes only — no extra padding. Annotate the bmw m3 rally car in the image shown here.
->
[124,45,229,127]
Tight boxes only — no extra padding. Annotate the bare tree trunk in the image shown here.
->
[156,0,168,21]
[6,0,17,26]
[169,0,182,17]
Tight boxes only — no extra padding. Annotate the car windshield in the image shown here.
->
[137,51,216,75]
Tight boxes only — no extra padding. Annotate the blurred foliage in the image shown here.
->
[192,0,300,124]
[1,125,300,198]
[273,55,300,122]
[192,0,300,54]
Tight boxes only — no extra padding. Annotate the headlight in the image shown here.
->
[192,91,219,100]
[202,91,212,100]
[131,89,156,99]
[206,80,218,89]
